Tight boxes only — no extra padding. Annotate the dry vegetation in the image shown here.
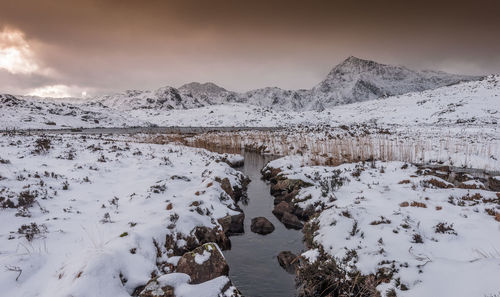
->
[138,129,498,169]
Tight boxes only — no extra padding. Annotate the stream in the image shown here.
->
[28,128,306,296]
[223,151,304,297]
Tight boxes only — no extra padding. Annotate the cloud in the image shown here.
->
[0,1,499,96]
[27,84,72,98]
[0,26,88,97]
[0,27,40,74]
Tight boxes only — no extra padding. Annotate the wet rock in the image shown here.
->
[277,251,299,274]
[176,243,229,284]
[218,212,245,235]
[272,201,293,219]
[250,217,275,235]
[281,212,303,229]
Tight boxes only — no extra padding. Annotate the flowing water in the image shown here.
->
[223,151,304,297]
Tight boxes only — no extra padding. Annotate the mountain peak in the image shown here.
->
[333,56,386,73]
[179,82,227,93]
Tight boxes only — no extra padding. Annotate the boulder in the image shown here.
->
[277,251,299,273]
[272,201,293,219]
[229,213,245,233]
[250,217,275,235]
[218,212,245,235]
[281,212,303,229]
[176,243,229,284]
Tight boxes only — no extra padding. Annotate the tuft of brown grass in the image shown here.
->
[166,203,173,210]
[399,201,409,207]
[424,178,453,189]
[435,206,442,211]
[458,182,484,190]
[398,180,411,184]
[410,201,427,208]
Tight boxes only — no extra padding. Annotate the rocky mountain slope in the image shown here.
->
[89,56,481,111]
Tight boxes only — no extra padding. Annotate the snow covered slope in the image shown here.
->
[264,157,500,297]
[0,134,244,297]
[123,75,500,128]
[0,75,497,130]
[0,94,149,129]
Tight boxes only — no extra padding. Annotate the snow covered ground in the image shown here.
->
[263,156,500,297]
[1,75,498,130]
[0,133,245,297]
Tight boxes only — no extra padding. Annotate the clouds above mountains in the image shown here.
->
[1,0,499,97]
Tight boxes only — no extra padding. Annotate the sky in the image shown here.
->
[0,0,499,97]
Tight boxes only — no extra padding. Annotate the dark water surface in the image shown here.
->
[224,151,304,297]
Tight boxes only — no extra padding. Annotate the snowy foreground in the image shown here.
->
[0,131,499,297]
[264,156,500,297]
[0,133,244,297]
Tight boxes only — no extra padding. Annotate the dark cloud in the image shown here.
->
[1,0,499,95]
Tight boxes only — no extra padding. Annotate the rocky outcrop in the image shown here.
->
[277,251,299,274]
[250,217,275,235]
[176,243,229,284]
[262,166,313,230]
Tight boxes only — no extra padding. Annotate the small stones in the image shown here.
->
[250,217,275,235]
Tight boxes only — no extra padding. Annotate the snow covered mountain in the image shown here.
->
[307,56,480,108]
[89,56,482,111]
[1,74,497,130]
[92,86,205,111]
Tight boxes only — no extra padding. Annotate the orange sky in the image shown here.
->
[1,0,499,97]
